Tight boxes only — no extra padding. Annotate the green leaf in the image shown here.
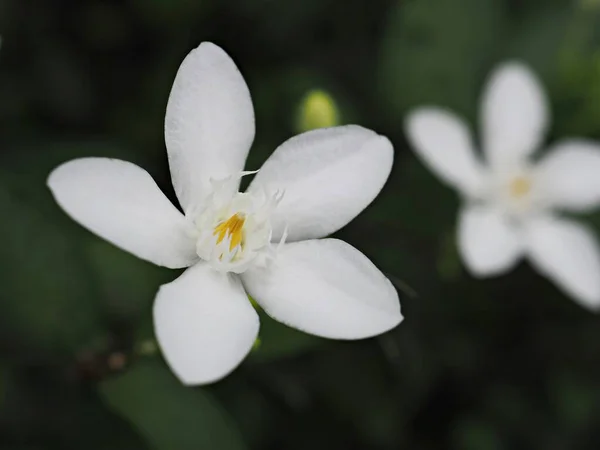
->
[378,0,506,122]
[436,231,462,281]
[314,345,398,446]
[248,67,357,167]
[0,364,6,409]
[32,42,94,122]
[98,361,248,450]
[0,367,148,450]
[0,140,156,357]
[86,240,174,319]
[553,7,600,137]
[130,0,213,28]
[502,3,600,138]
[249,311,322,362]
[503,5,571,85]
[370,155,458,238]
[549,372,597,431]
[451,417,504,450]
[0,184,103,357]
[1,140,144,215]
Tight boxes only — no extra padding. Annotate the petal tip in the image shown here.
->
[371,134,394,166]
[353,306,404,340]
[570,283,600,312]
[46,166,61,191]
[332,124,376,139]
[46,157,93,194]
[405,106,438,121]
[461,253,513,279]
[195,41,224,54]
[404,107,462,140]
[171,365,229,386]
[487,60,545,105]
[374,133,393,149]
[382,299,404,334]
[493,60,534,77]
[385,288,404,330]
[581,296,600,312]
[404,110,428,142]
[159,345,250,386]
[189,41,231,64]
[46,158,74,185]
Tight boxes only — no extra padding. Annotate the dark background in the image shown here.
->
[2,0,600,449]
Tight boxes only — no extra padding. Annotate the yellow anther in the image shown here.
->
[509,176,531,199]
[213,214,246,251]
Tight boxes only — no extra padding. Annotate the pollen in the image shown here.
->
[509,176,531,199]
[213,213,246,251]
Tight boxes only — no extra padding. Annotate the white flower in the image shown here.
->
[406,62,600,309]
[48,42,402,385]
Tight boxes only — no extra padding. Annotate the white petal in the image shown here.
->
[524,216,600,309]
[458,206,524,276]
[482,62,549,167]
[536,140,600,212]
[405,108,485,196]
[48,158,197,269]
[165,42,255,214]
[241,239,402,339]
[153,263,259,385]
[247,126,393,242]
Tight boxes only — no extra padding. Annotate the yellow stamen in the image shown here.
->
[509,176,531,199]
[213,214,246,251]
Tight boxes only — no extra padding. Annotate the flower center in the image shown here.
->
[192,173,285,274]
[509,175,532,199]
[213,213,246,252]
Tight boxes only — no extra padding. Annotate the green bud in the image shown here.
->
[296,89,340,132]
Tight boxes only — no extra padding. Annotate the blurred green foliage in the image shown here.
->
[1,0,600,449]
[99,362,247,450]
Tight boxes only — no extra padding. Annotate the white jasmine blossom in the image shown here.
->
[48,42,402,385]
[406,62,600,308]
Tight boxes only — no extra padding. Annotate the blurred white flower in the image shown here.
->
[48,42,402,385]
[406,62,600,309]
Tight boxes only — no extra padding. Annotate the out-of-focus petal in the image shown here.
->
[524,215,600,309]
[536,140,600,212]
[458,205,524,276]
[482,62,548,167]
[405,108,485,196]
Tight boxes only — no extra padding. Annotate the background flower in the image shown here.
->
[406,62,600,308]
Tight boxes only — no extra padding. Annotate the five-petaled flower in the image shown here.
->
[406,62,600,308]
[48,42,403,385]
